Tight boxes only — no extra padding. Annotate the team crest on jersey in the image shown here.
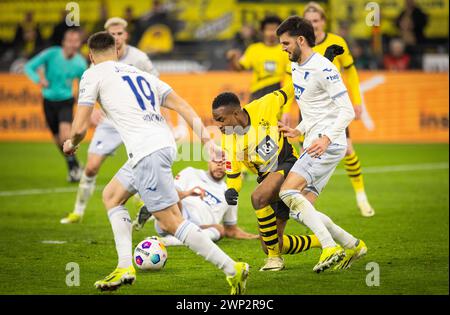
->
[264,61,276,73]
[256,135,278,161]
[259,119,270,129]
[293,83,305,100]
[202,190,221,207]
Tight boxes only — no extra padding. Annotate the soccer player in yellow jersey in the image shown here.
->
[227,16,291,124]
[301,2,375,217]
[212,84,323,272]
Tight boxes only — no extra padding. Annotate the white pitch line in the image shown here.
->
[0,186,103,197]
[334,162,449,175]
[0,162,448,197]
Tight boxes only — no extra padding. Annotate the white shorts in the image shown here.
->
[115,147,180,212]
[88,121,123,156]
[291,143,346,195]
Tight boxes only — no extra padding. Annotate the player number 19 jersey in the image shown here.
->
[78,61,176,167]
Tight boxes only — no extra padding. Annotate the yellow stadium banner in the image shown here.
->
[0,72,448,143]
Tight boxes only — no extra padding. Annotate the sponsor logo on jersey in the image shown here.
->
[293,83,305,100]
[202,190,221,207]
[257,135,278,161]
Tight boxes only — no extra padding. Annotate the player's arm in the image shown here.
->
[222,204,259,239]
[137,56,160,77]
[338,39,363,118]
[306,68,355,156]
[227,45,254,71]
[63,70,99,155]
[24,48,51,87]
[162,90,216,149]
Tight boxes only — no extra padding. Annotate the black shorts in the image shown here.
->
[257,155,298,221]
[43,98,74,135]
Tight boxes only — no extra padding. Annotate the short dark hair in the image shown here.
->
[261,15,282,31]
[212,92,240,110]
[87,31,116,52]
[276,16,316,47]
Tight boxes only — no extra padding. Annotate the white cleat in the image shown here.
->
[259,256,285,271]
[356,193,375,217]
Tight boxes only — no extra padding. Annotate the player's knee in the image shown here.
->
[251,191,270,209]
[102,185,126,210]
[85,162,100,177]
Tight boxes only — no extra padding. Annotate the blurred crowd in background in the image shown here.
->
[0,0,448,73]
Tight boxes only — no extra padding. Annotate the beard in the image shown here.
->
[289,44,301,62]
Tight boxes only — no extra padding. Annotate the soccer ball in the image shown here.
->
[134,237,168,271]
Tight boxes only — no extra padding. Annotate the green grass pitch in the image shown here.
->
[0,142,448,295]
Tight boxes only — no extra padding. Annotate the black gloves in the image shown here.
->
[225,188,239,205]
[324,44,344,62]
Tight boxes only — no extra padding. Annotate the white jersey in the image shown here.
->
[291,52,353,148]
[78,61,176,167]
[174,167,237,226]
[119,45,159,77]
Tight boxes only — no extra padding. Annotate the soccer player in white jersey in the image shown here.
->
[134,160,259,245]
[60,17,176,224]
[275,16,367,272]
[62,32,249,294]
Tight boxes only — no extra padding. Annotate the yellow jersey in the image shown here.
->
[312,32,362,106]
[239,42,290,94]
[222,85,298,192]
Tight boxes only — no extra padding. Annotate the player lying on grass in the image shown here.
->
[133,160,260,245]
[63,31,249,294]
[277,16,367,272]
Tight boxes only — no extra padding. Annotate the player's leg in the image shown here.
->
[303,191,367,270]
[136,148,248,294]
[273,202,322,255]
[61,122,123,224]
[43,98,77,181]
[251,172,286,270]
[58,98,82,182]
[344,130,375,217]
[199,224,225,241]
[279,150,347,272]
[94,163,137,291]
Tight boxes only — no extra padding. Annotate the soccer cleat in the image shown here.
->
[227,262,249,295]
[94,266,136,291]
[313,245,345,273]
[358,201,375,217]
[132,205,153,231]
[333,240,368,270]
[60,212,82,224]
[259,256,285,272]
[357,193,375,217]
[67,167,83,183]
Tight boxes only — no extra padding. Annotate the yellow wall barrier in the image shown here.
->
[0,72,448,143]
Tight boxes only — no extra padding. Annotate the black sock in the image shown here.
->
[65,155,79,170]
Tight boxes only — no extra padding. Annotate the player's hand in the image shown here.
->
[90,108,105,126]
[63,139,79,156]
[278,121,301,138]
[353,105,362,120]
[205,140,225,162]
[324,44,344,62]
[225,188,239,206]
[226,49,241,60]
[39,78,49,88]
[186,186,206,199]
[305,135,331,158]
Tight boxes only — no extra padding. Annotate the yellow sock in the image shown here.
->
[281,234,321,254]
[344,152,365,193]
[255,206,280,257]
